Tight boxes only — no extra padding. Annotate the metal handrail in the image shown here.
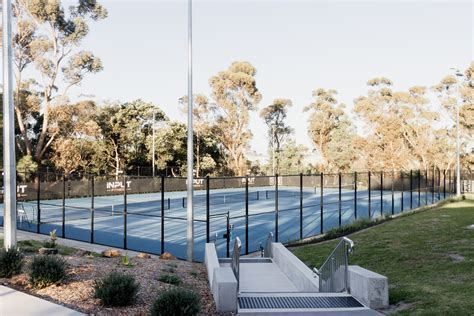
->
[231,237,242,292]
[261,232,273,258]
[313,237,354,293]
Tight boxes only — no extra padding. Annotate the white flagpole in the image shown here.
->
[2,0,17,249]
[186,0,194,261]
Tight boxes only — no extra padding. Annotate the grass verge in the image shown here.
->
[291,196,474,315]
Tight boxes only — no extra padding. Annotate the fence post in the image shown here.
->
[206,176,210,244]
[380,171,383,217]
[391,171,394,215]
[418,169,421,207]
[275,173,279,242]
[449,169,452,194]
[320,172,324,234]
[401,171,404,212]
[353,172,357,220]
[410,170,413,209]
[425,169,428,205]
[37,172,41,234]
[443,170,446,199]
[226,211,230,258]
[90,175,95,243]
[368,171,371,219]
[161,175,165,254]
[300,173,304,239]
[62,175,66,237]
[438,168,441,201]
[123,175,128,249]
[338,173,342,227]
[245,175,249,255]
[431,167,435,203]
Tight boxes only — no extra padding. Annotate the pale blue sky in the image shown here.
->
[31,1,474,161]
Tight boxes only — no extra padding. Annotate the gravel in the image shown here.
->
[1,253,231,315]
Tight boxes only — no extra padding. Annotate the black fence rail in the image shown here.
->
[0,168,471,261]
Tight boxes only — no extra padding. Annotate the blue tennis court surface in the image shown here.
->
[0,181,449,261]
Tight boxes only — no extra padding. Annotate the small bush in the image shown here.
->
[0,247,23,278]
[29,255,68,288]
[94,272,139,306]
[150,287,201,316]
[158,274,181,285]
[161,267,176,273]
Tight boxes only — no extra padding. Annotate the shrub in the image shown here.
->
[94,272,139,306]
[150,287,201,316]
[0,247,23,278]
[158,274,181,285]
[29,255,68,288]
[42,230,58,249]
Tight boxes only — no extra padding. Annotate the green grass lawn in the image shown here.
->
[291,196,474,316]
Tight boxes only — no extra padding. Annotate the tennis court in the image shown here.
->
[0,171,453,261]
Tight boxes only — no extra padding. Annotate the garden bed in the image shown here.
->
[0,245,226,315]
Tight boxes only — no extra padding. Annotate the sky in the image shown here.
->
[16,0,474,162]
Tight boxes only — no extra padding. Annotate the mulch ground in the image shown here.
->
[1,251,232,315]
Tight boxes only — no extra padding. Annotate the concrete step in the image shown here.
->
[237,292,382,315]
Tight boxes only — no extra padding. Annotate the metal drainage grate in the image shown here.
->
[238,296,363,309]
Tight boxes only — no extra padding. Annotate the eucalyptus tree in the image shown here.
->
[12,0,107,164]
[304,88,354,172]
[260,98,293,174]
[209,61,262,176]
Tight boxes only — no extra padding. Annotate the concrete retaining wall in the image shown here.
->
[349,265,389,309]
[272,243,319,292]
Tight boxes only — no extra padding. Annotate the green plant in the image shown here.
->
[161,267,175,273]
[28,255,68,288]
[121,252,133,267]
[42,229,57,248]
[0,247,23,278]
[94,272,139,306]
[189,270,199,278]
[158,274,181,285]
[150,287,201,316]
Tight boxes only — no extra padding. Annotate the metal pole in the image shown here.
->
[37,173,41,234]
[368,171,371,219]
[443,170,446,199]
[152,111,155,177]
[438,168,441,201]
[432,167,435,203]
[380,172,383,217]
[320,172,324,234]
[391,171,394,215]
[425,169,428,205]
[62,175,66,237]
[354,172,357,220]
[2,0,17,248]
[123,175,127,249]
[245,175,249,254]
[338,173,342,227]
[161,175,165,254]
[91,175,95,243]
[186,0,194,262]
[418,169,421,207]
[410,170,413,209]
[300,173,304,239]
[275,173,279,242]
[206,176,210,244]
[401,171,404,212]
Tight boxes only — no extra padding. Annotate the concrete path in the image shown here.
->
[239,262,298,293]
[0,286,85,316]
[0,227,156,258]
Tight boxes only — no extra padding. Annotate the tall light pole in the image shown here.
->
[2,0,17,249]
[186,0,194,261]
